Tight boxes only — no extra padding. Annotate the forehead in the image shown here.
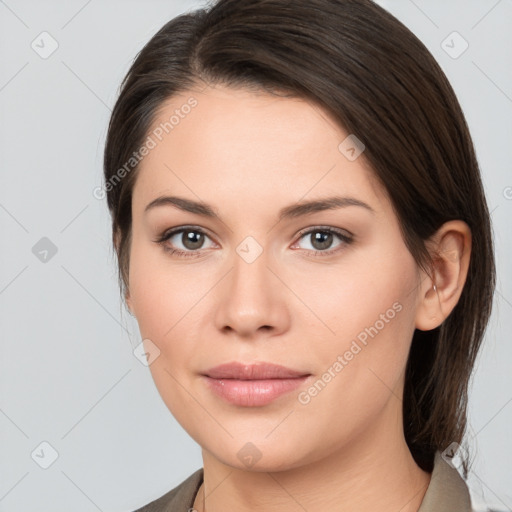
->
[132,84,387,214]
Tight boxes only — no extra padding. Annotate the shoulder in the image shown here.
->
[133,468,204,512]
[418,452,472,512]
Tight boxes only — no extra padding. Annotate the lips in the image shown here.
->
[201,362,311,407]
[203,362,310,380]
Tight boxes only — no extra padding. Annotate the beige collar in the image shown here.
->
[418,451,472,512]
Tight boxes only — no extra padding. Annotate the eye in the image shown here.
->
[292,226,353,256]
[154,225,353,259]
[154,226,216,258]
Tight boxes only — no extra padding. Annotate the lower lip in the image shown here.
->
[202,375,310,407]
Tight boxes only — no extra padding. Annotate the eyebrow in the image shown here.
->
[144,195,376,220]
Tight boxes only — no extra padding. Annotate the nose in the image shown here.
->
[213,242,291,339]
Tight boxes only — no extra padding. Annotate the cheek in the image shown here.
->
[128,241,205,417]
[128,237,209,339]
[127,241,215,406]
[290,285,416,453]
[293,246,418,404]
[290,245,416,346]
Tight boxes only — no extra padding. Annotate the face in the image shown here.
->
[126,84,424,471]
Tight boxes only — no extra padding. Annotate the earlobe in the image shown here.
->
[414,221,471,332]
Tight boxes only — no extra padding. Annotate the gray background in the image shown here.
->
[0,1,510,511]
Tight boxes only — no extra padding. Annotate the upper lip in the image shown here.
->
[203,362,310,380]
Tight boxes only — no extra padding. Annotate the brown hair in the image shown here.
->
[103,0,496,474]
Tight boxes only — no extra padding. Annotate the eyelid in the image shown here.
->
[294,225,354,240]
[156,225,216,243]
[155,224,354,257]
[153,225,218,258]
[155,225,352,243]
[290,225,354,254]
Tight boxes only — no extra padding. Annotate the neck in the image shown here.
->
[193,403,431,512]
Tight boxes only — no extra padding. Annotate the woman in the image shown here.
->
[102,0,496,510]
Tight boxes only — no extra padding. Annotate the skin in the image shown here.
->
[124,84,471,511]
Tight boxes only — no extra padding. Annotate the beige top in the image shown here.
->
[134,451,472,511]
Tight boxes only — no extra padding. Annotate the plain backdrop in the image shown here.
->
[0,1,511,511]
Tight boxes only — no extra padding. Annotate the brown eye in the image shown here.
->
[180,230,205,250]
[155,226,216,257]
[309,230,334,251]
[293,227,353,256]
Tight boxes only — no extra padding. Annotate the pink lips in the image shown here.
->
[202,362,311,407]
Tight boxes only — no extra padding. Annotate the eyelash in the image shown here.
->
[154,225,354,259]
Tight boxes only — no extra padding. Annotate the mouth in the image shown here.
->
[203,361,310,380]
[201,362,312,407]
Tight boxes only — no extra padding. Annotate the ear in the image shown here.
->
[415,220,471,331]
